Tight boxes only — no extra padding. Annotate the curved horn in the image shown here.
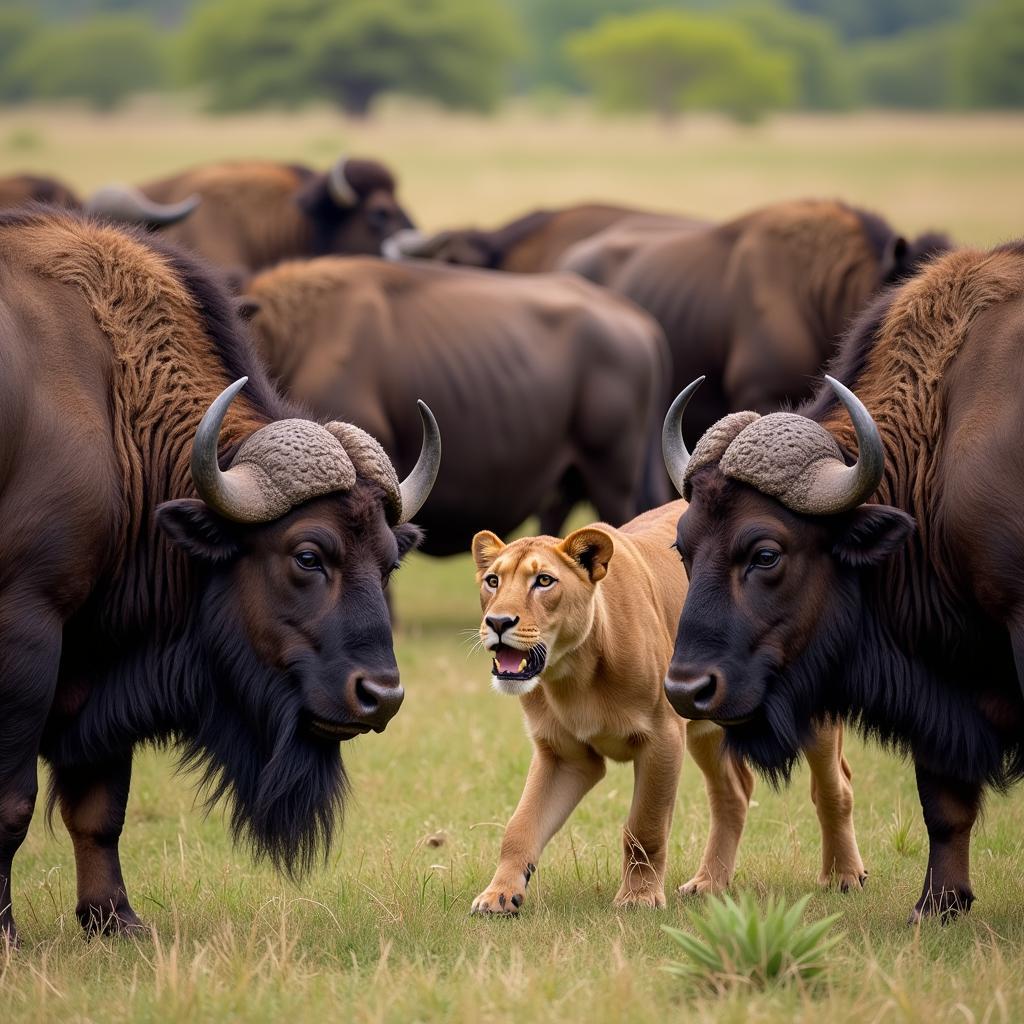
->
[85,185,200,228]
[802,375,885,513]
[397,400,441,524]
[661,376,705,496]
[191,377,268,522]
[327,157,358,207]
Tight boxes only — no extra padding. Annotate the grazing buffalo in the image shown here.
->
[660,241,1024,921]
[0,172,199,228]
[0,210,440,943]
[611,199,950,443]
[134,155,414,271]
[394,203,692,273]
[242,257,670,555]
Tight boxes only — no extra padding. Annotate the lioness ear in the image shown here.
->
[472,530,506,572]
[560,528,614,583]
[833,505,915,568]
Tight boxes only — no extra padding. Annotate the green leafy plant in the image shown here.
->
[663,891,842,990]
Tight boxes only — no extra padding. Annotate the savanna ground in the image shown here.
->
[3,101,1024,1023]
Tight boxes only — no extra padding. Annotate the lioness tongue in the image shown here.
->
[496,647,525,674]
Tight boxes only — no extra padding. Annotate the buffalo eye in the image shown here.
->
[295,550,324,572]
[382,560,401,586]
[750,549,781,570]
[534,573,556,588]
[484,573,499,590]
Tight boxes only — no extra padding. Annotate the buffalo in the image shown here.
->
[0,171,199,228]
[660,241,1024,921]
[133,155,414,271]
[241,256,670,554]
[0,209,440,944]
[394,202,692,273]
[611,199,950,443]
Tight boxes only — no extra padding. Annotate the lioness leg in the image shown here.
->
[805,721,866,890]
[53,756,145,937]
[615,722,684,909]
[472,738,605,915]
[679,720,753,896]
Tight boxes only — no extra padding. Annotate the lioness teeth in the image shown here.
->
[518,658,527,672]
[493,658,499,671]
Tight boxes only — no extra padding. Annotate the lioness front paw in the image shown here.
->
[471,883,526,916]
[819,866,868,893]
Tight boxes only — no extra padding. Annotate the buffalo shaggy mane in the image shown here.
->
[7,207,348,875]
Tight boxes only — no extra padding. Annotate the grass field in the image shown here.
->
[3,103,1024,1023]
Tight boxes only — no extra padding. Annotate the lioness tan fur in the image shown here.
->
[471,501,865,913]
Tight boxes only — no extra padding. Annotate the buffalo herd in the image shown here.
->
[0,152,1020,942]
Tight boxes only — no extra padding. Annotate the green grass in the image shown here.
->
[3,103,1024,1021]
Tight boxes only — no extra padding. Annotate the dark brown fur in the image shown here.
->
[0,172,81,210]
[0,210,418,944]
[611,199,951,443]
[667,242,1024,922]
[244,256,672,554]
[138,158,413,272]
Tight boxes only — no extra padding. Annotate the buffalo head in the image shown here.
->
[295,156,415,256]
[154,379,440,871]
[660,377,914,774]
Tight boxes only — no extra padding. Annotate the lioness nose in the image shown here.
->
[485,614,519,637]
[664,670,725,719]
[346,671,405,732]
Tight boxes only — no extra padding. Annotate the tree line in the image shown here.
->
[1,0,1021,120]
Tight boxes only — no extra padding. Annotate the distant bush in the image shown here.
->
[851,25,957,109]
[0,7,45,102]
[732,2,853,110]
[5,15,166,111]
[958,0,1024,109]
[179,0,521,116]
[663,892,842,990]
[567,11,795,124]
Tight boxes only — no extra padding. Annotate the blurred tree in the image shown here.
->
[787,0,969,40]
[851,26,957,109]
[568,11,795,124]
[0,7,44,102]
[958,0,1024,108]
[5,15,165,110]
[180,0,520,116]
[732,2,852,109]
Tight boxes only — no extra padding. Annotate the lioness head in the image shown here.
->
[471,528,614,696]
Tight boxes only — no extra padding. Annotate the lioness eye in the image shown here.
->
[484,574,499,589]
[751,549,781,569]
[535,574,555,588]
[295,550,323,571]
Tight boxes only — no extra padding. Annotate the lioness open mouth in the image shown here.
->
[490,643,546,682]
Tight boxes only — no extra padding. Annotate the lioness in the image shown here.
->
[470,501,866,913]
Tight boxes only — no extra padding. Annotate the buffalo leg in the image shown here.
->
[53,756,144,937]
[805,722,867,891]
[0,610,62,946]
[911,763,980,922]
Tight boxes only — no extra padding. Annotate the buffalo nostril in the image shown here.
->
[691,674,719,711]
[350,674,405,730]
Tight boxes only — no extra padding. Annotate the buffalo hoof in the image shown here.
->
[908,886,974,925]
[78,901,148,939]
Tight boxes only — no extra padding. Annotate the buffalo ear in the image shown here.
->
[559,528,614,583]
[155,499,240,562]
[394,522,423,560]
[833,505,915,568]
[881,235,909,283]
[472,530,506,572]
